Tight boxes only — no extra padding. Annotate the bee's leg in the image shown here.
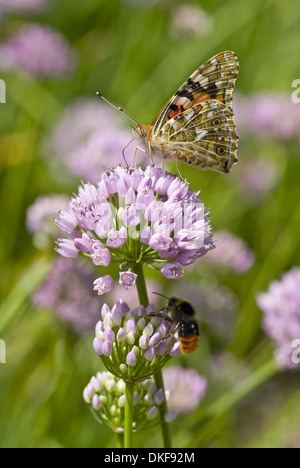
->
[147,311,173,323]
[155,322,181,344]
[131,145,146,168]
[145,312,180,345]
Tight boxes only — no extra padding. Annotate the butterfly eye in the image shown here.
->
[217,146,225,155]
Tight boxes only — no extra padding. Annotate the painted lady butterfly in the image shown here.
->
[133,51,239,173]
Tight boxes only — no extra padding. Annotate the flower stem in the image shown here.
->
[132,263,172,448]
[133,263,149,307]
[124,381,134,448]
[116,432,124,448]
[153,367,173,448]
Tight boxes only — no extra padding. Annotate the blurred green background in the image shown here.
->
[1,0,300,448]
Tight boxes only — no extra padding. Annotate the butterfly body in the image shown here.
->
[133,51,239,173]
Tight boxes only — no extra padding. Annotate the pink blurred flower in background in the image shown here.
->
[32,257,101,334]
[170,3,213,38]
[204,230,255,273]
[46,99,137,182]
[232,157,281,204]
[163,365,207,413]
[0,23,76,78]
[257,267,300,370]
[234,93,300,140]
[0,0,48,15]
[26,194,69,250]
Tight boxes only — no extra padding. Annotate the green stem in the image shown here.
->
[132,263,172,448]
[124,381,134,448]
[133,263,149,307]
[116,433,124,448]
[206,358,278,420]
[154,368,173,448]
[186,358,278,447]
[0,256,51,336]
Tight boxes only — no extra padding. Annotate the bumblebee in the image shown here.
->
[149,295,200,354]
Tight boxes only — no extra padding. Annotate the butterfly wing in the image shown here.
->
[151,100,238,173]
[151,51,239,136]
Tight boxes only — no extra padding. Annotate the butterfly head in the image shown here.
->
[132,125,153,149]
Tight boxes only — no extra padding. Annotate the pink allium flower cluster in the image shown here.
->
[83,371,178,432]
[257,268,300,370]
[55,166,214,291]
[93,300,180,381]
[47,99,135,182]
[0,23,76,78]
[32,257,101,334]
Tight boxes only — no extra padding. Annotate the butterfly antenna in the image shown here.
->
[96,92,140,126]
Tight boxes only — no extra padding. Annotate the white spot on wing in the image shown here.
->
[185,110,195,120]
[195,130,208,141]
[201,76,209,86]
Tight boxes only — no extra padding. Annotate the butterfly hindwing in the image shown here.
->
[151,100,238,173]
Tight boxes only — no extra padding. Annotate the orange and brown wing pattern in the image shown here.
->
[152,51,239,135]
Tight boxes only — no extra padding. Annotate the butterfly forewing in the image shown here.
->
[136,50,239,173]
[152,51,239,135]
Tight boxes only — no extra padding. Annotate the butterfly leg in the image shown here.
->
[144,311,180,344]
[163,151,184,180]
[147,141,155,176]
[176,158,184,180]
[131,145,146,169]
